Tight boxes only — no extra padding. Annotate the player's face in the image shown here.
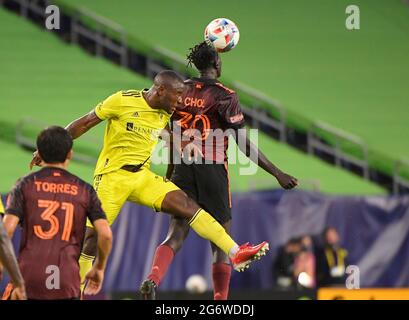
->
[164,83,185,113]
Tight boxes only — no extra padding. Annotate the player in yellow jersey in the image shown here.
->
[30,71,269,295]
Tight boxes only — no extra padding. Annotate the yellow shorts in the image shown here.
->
[86,168,179,227]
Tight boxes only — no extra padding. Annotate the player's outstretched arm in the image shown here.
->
[65,110,103,139]
[234,128,298,190]
[29,110,102,169]
[84,219,112,295]
[0,217,26,299]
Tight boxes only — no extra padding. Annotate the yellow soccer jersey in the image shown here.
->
[94,89,171,175]
[0,198,4,213]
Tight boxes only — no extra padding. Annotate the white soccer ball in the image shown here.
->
[204,18,240,53]
[185,274,208,294]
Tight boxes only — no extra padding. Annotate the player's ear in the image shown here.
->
[67,149,73,161]
[37,152,44,163]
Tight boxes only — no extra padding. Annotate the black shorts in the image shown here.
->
[171,162,232,224]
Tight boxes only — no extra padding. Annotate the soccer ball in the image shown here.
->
[204,18,240,53]
[185,274,207,294]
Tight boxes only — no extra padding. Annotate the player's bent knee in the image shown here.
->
[181,193,201,214]
[162,190,199,218]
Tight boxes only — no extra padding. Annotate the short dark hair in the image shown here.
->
[187,41,218,71]
[154,70,185,89]
[37,126,73,164]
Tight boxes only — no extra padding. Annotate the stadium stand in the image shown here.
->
[1,2,409,301]
[0,7,384,194]
[54,0,409,186]
[0,140,94,195]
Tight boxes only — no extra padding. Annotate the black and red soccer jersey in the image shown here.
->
[6,167,106,299]
[172,78,245,163]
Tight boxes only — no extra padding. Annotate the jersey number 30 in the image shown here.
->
[176,111,211,140]
[34,200,74,242]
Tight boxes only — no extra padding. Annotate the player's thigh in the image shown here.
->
[194,164,232,224]
[128,169,180,212]
[86,171,132,227]
[171,163,198,199]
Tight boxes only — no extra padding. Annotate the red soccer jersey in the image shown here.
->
[172,78,245,163]
[6,167,106,299]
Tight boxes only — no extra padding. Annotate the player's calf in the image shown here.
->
[161,217,190,253]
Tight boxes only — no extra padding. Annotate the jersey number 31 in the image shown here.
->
[34,200,74,242]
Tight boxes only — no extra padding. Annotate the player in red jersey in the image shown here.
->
[140,42,298,300]
[2,126,112,300]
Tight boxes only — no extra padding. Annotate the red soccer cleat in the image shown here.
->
[231,241,269,272]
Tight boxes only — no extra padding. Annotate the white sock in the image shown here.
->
[228,244,239,258]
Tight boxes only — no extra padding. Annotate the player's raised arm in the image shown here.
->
[66,91,122,139]
[218,91,298,190]
[234,128,299,190]
[65,110,102,140]
[29,110,102,169]
[30,91,122,169]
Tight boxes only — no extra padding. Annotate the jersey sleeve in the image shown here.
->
[86,186,107,224]
[217,93,245,129]
[94,91,122,120]
[5,179,25,221]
